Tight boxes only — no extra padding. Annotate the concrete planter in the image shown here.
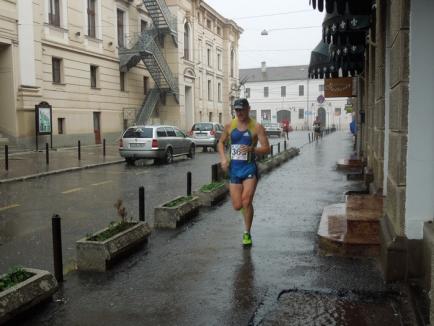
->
[257,160,272,175]
[76,222,151,272]
[0,268,58,324]
[194,183,229,207]
[154,196,200,229]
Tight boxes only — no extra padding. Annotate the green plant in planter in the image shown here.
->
[0,267,34,292]
[163,196,193,208]
[87,199,135,241]
[199,181,225,193]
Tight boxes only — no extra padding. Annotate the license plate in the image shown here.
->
[130,143,145,148]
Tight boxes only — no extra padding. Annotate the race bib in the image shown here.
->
[231,144,248,160]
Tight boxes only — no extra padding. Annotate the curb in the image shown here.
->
[0,159,125,184]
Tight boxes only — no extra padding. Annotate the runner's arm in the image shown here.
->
[251,124,270,155]
[218,124,231,171]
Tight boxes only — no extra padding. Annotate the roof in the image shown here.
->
[239,65,309,83]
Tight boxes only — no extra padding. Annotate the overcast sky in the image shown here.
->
[204,0,325,69]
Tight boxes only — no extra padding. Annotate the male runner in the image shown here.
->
[218,98,270,246]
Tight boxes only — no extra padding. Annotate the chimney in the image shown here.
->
[261,61,266,73]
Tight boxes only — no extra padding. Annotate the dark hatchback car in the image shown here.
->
[119,125,195,164]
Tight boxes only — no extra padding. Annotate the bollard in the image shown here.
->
[46,143,49,165]
[51,214,63,283]
[78,140,81,160]
[308,133,311,143]
[187,171,192,196]
[4,145,8,171]
[211,163,218,183]
[271,145,274,157]
[284,140,287,151]
[103,138,106,157]
[139,186,145,221]
[277,142,281,154]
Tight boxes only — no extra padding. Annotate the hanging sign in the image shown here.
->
[325,77,353,98]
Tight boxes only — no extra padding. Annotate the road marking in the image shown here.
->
[61,187,83,194]
[0,204,20,212]
[91,180,113,186]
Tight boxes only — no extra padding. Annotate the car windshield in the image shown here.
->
[123,127,153,138]
[193,123,213,131]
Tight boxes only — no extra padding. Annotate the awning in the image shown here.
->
[322,11,370,45]
[308,41,333,79]
[309,0,374,15]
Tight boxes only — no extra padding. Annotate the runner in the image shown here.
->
[218,98,270,246]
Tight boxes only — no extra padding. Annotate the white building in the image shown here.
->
[239,63,351,130]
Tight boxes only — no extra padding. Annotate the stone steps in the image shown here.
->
[336,158,363,172]
[317,195,383,257]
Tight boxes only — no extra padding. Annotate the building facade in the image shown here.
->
[0,0,241,148]
[239,63,351,130]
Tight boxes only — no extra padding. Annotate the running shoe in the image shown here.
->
[242,232,252,246]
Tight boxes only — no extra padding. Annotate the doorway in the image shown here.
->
[93,112,101,144]
[185,86,193,129]
[317,107,326,128]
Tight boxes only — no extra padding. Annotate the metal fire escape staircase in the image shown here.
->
[119,0,178,125]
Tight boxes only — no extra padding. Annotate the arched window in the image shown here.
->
[230,49,235,77]
[184,22,190,60]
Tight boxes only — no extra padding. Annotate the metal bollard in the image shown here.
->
[139,186,145,221]
[278,142,281,154]
[46,143,49,165]
[78,140,81,160]
[284,140,287,151]
[271,145,274,157]
[4,145,8,171]
[211,163,218,182]
[187,171,192,196]
[308,133,311,143]
[103,139,106,157]
[51,214,64,283]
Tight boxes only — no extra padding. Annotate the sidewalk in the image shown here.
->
[11,131,418,326]
[0,144,124,184]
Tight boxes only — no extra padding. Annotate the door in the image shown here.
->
[277,110,291,123]
[93,112,101,144]
[317,107,326,129]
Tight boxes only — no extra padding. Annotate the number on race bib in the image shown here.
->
[231,144,248,160]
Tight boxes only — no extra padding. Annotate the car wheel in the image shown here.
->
[125,158,135,165]
[188,144,195,158]
[165,148,173,164]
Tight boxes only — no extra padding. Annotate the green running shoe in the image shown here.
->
[242,232,252,246]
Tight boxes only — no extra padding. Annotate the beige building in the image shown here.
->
[0,0,242,148]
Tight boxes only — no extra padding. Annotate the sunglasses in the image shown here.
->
[234,108,246,112]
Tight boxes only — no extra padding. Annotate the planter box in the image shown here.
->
[257,160,272,175]
[194,183,229,207]
[0,268,58,324]
[76,222,151,272]
[154,196,200,229]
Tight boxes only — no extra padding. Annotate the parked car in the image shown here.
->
[189,122,224,152]
[263,123,283,137]
[119,125,195,164]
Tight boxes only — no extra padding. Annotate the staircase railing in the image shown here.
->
[143,0,177,37]
[136,88,160,124]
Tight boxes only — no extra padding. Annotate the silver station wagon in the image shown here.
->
[119,125,195,164]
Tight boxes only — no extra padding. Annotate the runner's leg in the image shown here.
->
[240,177,258,232]
[229,183,243,211]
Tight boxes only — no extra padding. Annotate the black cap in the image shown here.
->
[233,98,249,109]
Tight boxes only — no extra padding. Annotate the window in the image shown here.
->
[207,48,211,66]
[281,86,286,97]
[217,26,221,35]
[218,82,222,102]
[298,109,304,119]
[117,9,124,47]
[264,87,269,98]
[120,72,126,91]
[208,80,212,100]
[52,57,62,83]
[143,76,148,95]
[87,0,96,38]
[219,113,222,123]
[184,23,190,60]
[49,0,60,27]
[174,128,185,138]
[156,128,167,137]
[209,112,213,122]
[206,19,211,29]
[319,84,324,92]
[141,20,147,33]
[299,85,304,96]
[245,88,250,98]
[90,65,98,88]
[58,118,65,134]
[230,49,235,77]
[199,76,202,98]
[335,107,341,116]
[165,127,176,137]
[217,53,222,70]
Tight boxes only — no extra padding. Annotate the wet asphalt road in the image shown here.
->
[4,131,408,326]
